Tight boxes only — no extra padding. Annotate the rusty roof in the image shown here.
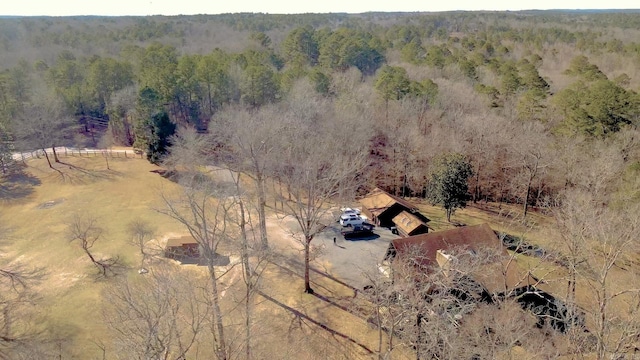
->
[390,224,537,294]
[166,236,198,247]
[392,211,428,235]
[358,187,418,213]
[391,223,503,267]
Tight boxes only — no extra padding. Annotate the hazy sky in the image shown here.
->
[2,0,638,16]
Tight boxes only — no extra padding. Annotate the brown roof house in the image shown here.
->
[359,187,429,229]
[392,211,430,237]
[164,236,200,261]
[382,223,579,332]
[383,223,538,297]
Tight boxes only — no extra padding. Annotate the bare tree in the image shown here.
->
[273,94,370,294]
[555,190,640,359]
[507,121,551,218]
[13,89,74,169]
[66,214,120,277]
[165,126,272,359]
[125,218,155,270]
[211,105,286,250]
[0,228,44,360]
[225,169,272,360]
[158,174,236,360]
[103,264,209,360]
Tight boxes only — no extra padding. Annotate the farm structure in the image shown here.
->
[164,236,200,260]
[359,187,429,229]
[392,211,430,237]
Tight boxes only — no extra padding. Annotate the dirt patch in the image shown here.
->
[37,198,65,209]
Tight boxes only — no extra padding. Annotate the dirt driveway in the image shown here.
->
[267,213,397,290]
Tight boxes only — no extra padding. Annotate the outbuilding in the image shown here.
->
[164,236,200,260]
[359,187,429,228]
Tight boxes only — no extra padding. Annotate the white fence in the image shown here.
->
[12,147,144,162]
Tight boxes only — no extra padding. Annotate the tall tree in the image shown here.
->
[138,43,179,104]
[555,190,640,360]
[158,172,237,360]
[13,89,74,168]
[145,111,176,165]
[426,153,473,222]
[273,93,370,293]
[240,65,279,108]
[132,87,176,164]
[282,26,319,67]
[212,105,287,249]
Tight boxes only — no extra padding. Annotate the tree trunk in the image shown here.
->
[256,173,269,249]
[238,197,252,360]
[376,301,383,360]
[304,237,313,294]
[523,175,533,218]
[446,208,452,222]
[51,145,58,162]
[42,148,53,168]
[208,266,228,360]
[207,82,213,115]
[474,162,481,203]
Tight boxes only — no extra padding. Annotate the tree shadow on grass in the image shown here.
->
[55,160,122,184]
[257,290,374,355]
[0,168,41,202]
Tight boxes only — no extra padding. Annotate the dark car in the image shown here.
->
[341,223,375,239]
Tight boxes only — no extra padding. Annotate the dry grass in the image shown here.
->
[3,156,637,358]
[0,155,410,359]
[1,155,185,356]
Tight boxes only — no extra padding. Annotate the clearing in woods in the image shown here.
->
[2,153,633,358]
[0,155,413,358]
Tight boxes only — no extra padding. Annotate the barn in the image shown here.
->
[359,187,429,228]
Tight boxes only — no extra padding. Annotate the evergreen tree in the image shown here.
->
[146,111,176,165]
[427,153,474,222]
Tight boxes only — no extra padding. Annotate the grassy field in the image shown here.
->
[1,155,187,356]
[0,155,414,359]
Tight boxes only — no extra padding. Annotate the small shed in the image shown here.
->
[392,211,429,237]
[164,236,200,260]
[359,187,428,228]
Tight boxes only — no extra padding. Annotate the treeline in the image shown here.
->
[1,11,640,212]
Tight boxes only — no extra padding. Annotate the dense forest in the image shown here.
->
[2,11,640,207]
[1,10,640,359]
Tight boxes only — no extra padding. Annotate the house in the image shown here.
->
[392,211,430,237]
[382,223,581,332]
[383,223,538,296]
[164,236,200,260]
[359,187,429,228]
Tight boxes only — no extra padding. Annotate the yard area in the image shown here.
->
[0,155,411,359]
[3,154,638,358]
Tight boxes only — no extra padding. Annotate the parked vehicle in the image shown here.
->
[340,207,361,216]
[340,214,365,227]
[341,223,375,239]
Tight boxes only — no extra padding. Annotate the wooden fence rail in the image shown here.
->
[12,148,145,163]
